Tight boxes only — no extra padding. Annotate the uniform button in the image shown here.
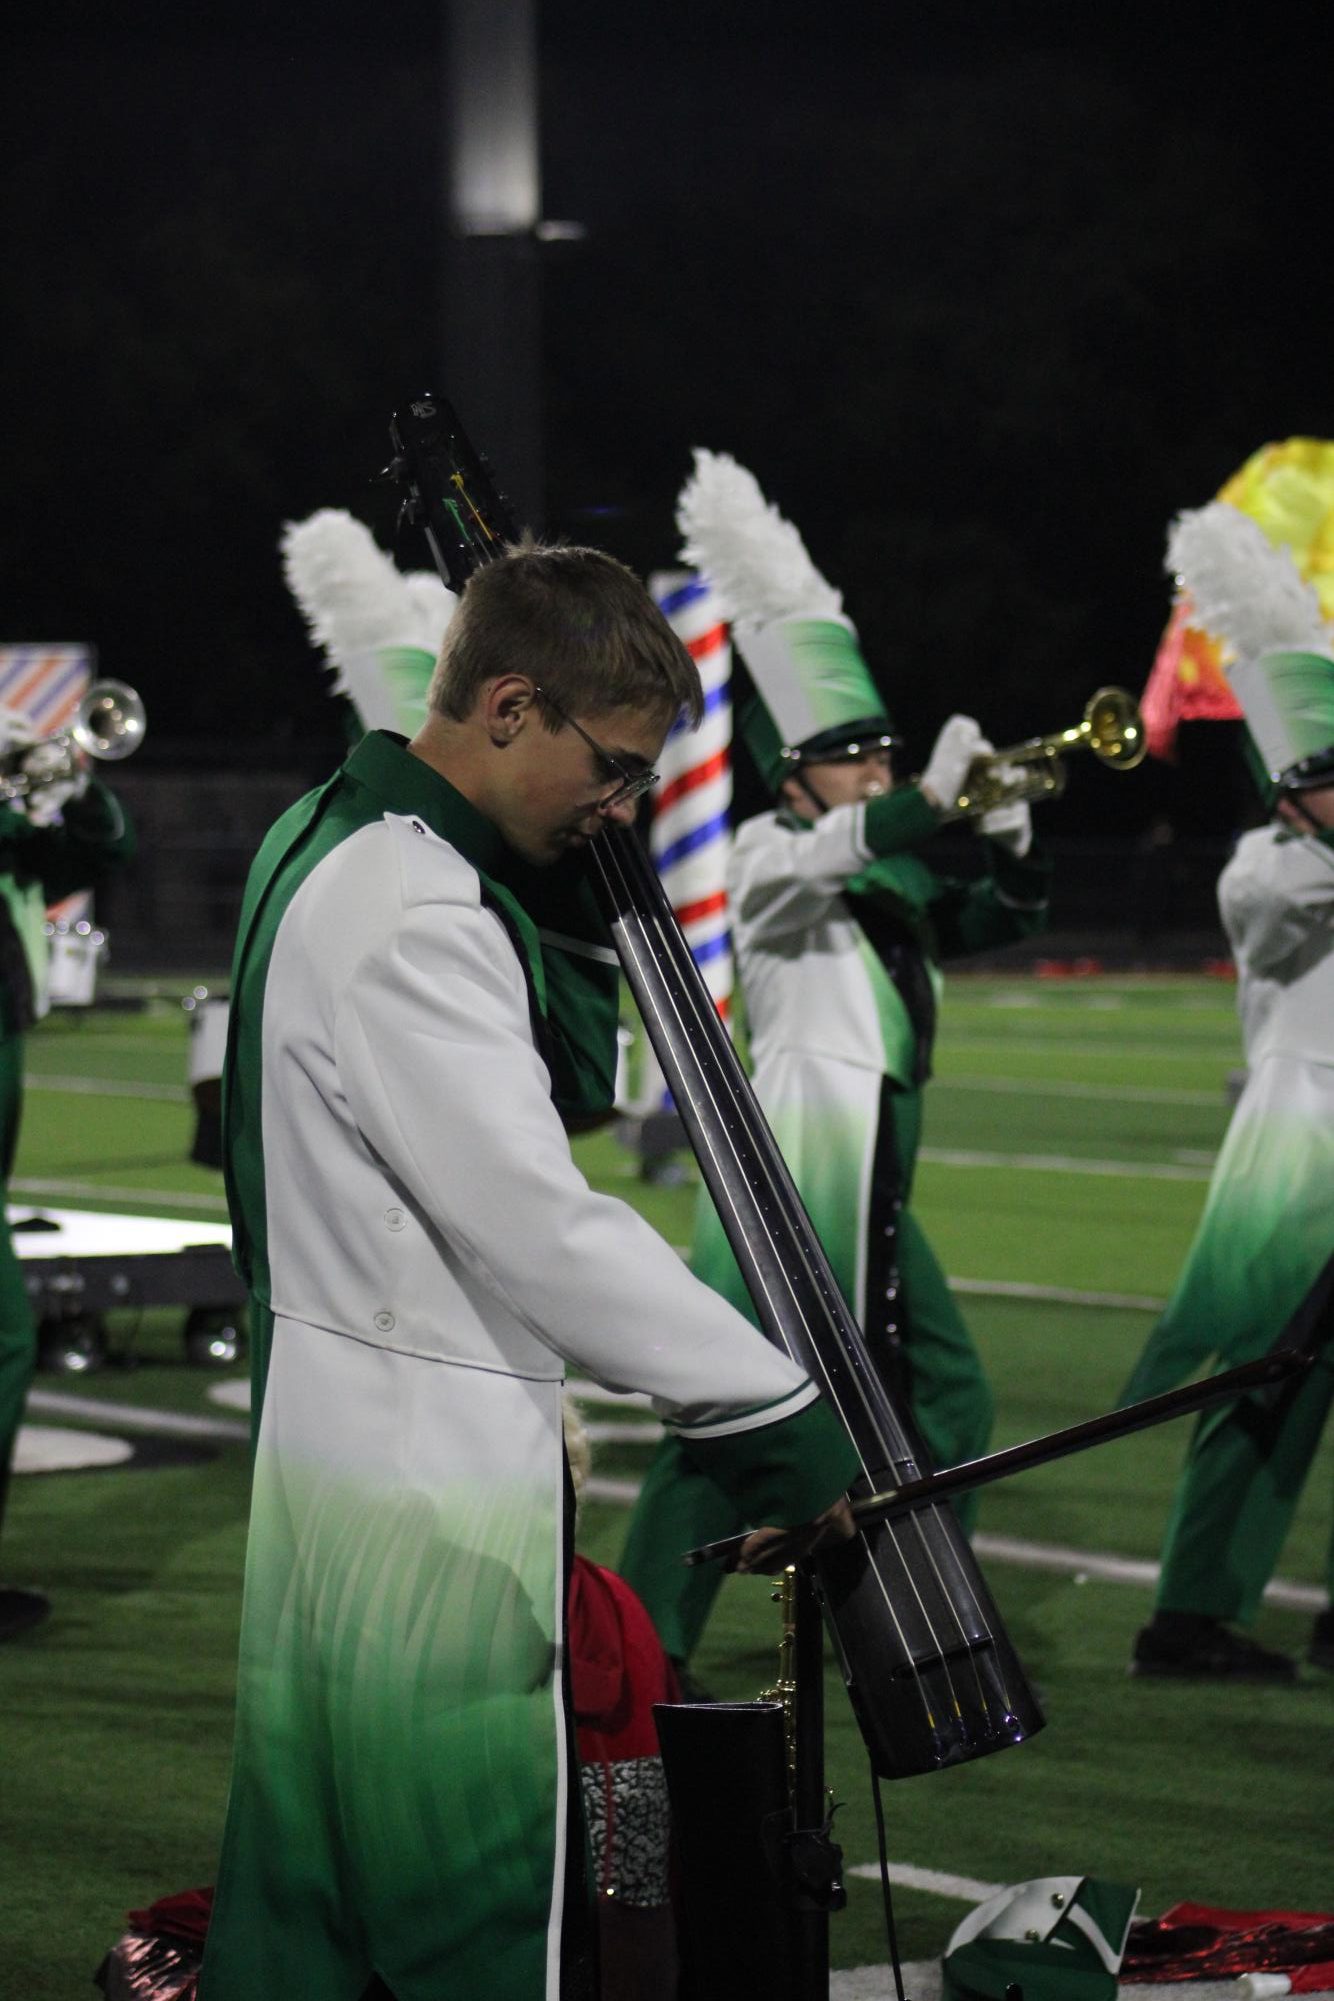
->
[374,1310,396,1333]
[384,1207,406,1231]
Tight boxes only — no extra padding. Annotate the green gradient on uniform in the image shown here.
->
[203,1454,561,1999]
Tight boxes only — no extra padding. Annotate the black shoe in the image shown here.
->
[1309,1610,1334,1672]
[0,1588,51,1642]
[1130,1613,1296,1682]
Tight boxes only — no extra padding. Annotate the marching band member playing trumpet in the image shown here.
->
[620,452,1050,1671]
[0,703,134,1642]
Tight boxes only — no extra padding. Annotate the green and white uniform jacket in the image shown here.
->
[693,789,1050,1339]
[202,731,854,2001]
[618,789,1046,1664]
[1123,821,1334,1396]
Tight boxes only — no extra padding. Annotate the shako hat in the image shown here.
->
[280,508,456,737]
[675,449,897,790]
[942,1875,1140,2001]
[1166,502,1334,792]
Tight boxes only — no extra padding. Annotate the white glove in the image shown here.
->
[0,711,88,824]
[24,769,89,826]
[920,714,985,811]
[978,775,1033,857]
[0,703,39,757]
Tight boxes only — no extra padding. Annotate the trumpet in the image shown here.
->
[0,680,146,805]
[936,685,1146,821]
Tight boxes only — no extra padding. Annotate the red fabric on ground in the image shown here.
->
[1123,1902,1334,1984]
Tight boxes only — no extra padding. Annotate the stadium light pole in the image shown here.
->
[442,0,582,531]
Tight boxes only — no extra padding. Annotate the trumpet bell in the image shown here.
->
[937,685,1146,821]
[71,680,147,763]
[1083,685,1146,769]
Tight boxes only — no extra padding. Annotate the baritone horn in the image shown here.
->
[938,685,1146,821]
[0,680,147,804]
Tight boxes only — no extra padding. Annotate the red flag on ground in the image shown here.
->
[1122,1900,1334,1987]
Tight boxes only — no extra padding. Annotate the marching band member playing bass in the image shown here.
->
[620,452,1050,1671]
[200,542,857,2001]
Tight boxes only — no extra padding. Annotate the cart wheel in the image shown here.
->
[183,1307,245,1367]
[38,1312,108,1375]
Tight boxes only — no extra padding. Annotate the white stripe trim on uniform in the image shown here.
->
[537,927,621,966]
[668,1376,820,1439]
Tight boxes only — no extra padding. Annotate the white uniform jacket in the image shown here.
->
[204,733,853,2001]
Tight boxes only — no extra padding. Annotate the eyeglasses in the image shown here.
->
[531,684,659,810]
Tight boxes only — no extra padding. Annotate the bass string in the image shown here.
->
[603,833,892,1444]
[630,826,1021,1739]
[625,866,997,1708]
[595,833,978,1734]
[629,834,910,1446]
[623,834,1006,1678]
[901,1423,1036,1725]
[610,879,967,1740]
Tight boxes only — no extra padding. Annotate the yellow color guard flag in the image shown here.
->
[1143,438,1334,760]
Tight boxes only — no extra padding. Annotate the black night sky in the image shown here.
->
[4,2,1330,835]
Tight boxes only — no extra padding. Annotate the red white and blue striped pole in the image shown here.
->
[0,645,96,945]
[648,571,733,1022]
[0,644,91,740]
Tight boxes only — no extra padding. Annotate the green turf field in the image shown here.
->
[2,976,1330,1995]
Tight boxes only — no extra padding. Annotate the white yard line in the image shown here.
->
[25,1074,190,1101]
[25,1388,248,1442]
[933,1072,1223,1107]
[574,1485,1318,1613]
[972,1532,1323,1612]
[569,1383,657,1409]
[10,1177,229,1213]
[945,1035,1234,1064]
[30,1030,183,1050]
[919,1147,1212,1182]
[948,1276,1164,1311]
[585,1475,645,1505]
[655,1274,1167,1310]
[586,1420,662,1445]
[845,1861,1000,1902]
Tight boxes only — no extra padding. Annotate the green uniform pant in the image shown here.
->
[1155,1356,1334,1625]
[620,1203,992,1663]
[0,1032,33,1540]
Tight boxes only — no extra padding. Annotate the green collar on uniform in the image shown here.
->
[344,730,510,881]
[342,730,546,1015]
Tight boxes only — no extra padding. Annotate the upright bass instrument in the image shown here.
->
[382,392,1043,1781]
